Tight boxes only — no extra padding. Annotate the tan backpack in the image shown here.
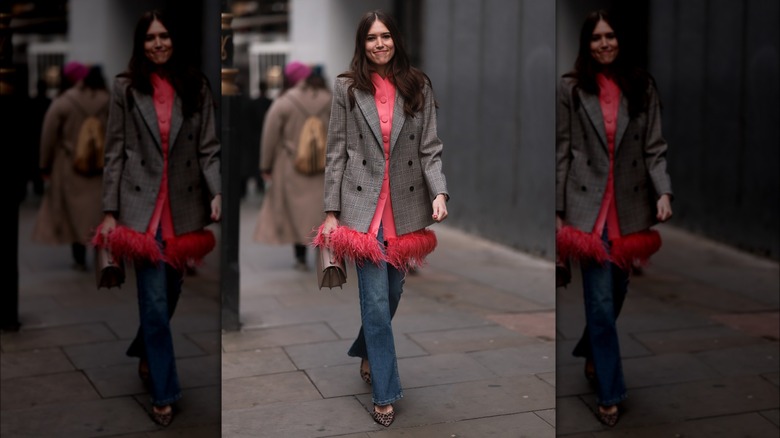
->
[288,96,327,175]
[67,96,106,176]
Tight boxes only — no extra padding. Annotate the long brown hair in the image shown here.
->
[121,10,206,118]
[565,9,653,118]
[339,10,434,117]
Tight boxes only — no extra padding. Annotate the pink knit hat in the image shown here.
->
[63,61,89,84]
[284,61,312,86]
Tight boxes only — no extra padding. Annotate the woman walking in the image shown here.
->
[33,63,109,271]
[315,10,449,427]
[556,10,673,427]
[94,10,221,426]
[253,61,332,270]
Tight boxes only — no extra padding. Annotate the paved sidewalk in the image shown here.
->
[556,223,780,437]
[220,195,557,437]
[2,197,221,437]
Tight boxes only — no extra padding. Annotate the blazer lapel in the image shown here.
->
[354,89,384,150]
[131,89,162,149]
[389,91,406,157]
[614,93,629,152]
[168,94,184,150]
[578,89,608,153]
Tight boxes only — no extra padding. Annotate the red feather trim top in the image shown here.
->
[92,225,215,271]
[312,224,437,272]
[556,225,661,271]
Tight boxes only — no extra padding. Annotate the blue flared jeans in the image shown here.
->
[347,225,405,406]
[572,228,629,407]
[126,230,183,407]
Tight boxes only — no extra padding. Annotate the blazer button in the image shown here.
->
[189,134,194,140]
[409,186,414,192]
[186,160,192,167]
[409,134,415,140]
[581,185,587,192]
[141,159,145,166]
[632,160,638,167]
[359,133,363,139]
[135,186,141,192]
[634,134,639,140]
[362,160,367,165]
[634,186,639,192]
[188,186,194,192]
[586,159,591,166]
[408,160,413,166]
[357,186,362,191]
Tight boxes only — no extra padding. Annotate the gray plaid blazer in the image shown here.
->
[556,76,672,235]
[102,75,221,235]
[324,77,448,235]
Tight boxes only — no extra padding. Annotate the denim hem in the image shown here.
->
[598,393,627,407]
[373,391,403,406]
[152,392,181,407]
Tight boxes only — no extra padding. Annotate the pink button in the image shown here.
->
[380,97,387,104]
[385,153,389,160]
[382,135,389,142]
[380,193,386,199]
[381,117,388,123]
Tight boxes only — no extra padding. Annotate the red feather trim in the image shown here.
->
[386,229,437,271]
[164,229,216,271]
[91,225,216,271]
[556,226,609,265]
[609,229,661,271]
[312,224,437,270]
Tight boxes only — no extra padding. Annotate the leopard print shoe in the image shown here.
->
[372,406,395,427]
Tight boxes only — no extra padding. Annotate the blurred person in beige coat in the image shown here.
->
[32,63,109,271]
[253,62,332,270]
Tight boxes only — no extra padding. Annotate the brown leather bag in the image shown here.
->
[317,246,346,289]
[95,246,125,289]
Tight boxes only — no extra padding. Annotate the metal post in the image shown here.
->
[220,4,241,331]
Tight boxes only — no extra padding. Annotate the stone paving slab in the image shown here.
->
[395,352,499,389]
[222,371,322,410]
[0,397,153,437]
[0,322,118,352]
[556,395,603,435]
[221,397,379,438]
[632,325,769,354]
[221,347,297,380]
[354,375,554,428]
[0,347,74,380]
[367,412,553,437]
[222,323,340,352]
[487,311,556,340]
[710,311,780,340]
[588,412,779,437]
[407,324,538,354]
[606,375,779,427]
[1,371,101,409]
[761,409,780,427]
[469,343,555,377]
[84,362,147,398]
[694,342,779,377]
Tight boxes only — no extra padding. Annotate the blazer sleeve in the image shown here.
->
[323,78,349,213]
[555,78,573,214]
[419,82,448,200]
[642,83,673,199]
[197,80,221,198]
[102,78,127,213]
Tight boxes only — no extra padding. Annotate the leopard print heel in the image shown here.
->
[372,406,395,427]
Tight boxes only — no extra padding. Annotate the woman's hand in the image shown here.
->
[656,194,672,222]
[211,194,222,222]
[321,212,339,245]
[555,213,565,232]
[432,194,448,222]
[99,213,117,244]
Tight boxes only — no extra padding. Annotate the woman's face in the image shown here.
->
[364,19,394,73]
[590,19,618,65]
[144,19,173,65]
